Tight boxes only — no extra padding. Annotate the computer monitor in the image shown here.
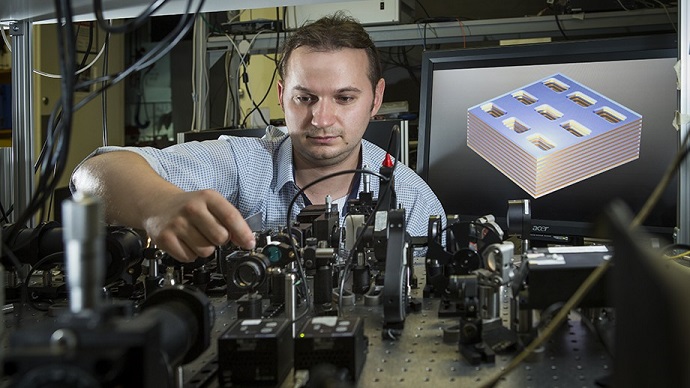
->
[417,34,679,243]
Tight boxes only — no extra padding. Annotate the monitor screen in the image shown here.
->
[417,34,679,243]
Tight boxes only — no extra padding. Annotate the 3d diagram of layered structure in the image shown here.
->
[467,73,642,198]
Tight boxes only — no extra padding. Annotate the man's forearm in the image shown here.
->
[71,151,182,228]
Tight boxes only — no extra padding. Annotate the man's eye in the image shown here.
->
[337,96,355,103]
[295,96,315,103]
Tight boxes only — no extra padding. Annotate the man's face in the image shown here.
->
[278,46,385,169]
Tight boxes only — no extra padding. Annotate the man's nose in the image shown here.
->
[311,100,337,128]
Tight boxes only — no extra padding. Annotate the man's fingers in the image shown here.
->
[205,193,256,250]
[155,229,205,263]
[144,190,256,263]
[152,203,220,261]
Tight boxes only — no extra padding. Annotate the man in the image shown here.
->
[71,13,444,263]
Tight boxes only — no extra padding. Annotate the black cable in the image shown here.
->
[33,107,63,177]
[203,12,237,127]
[93,0,169,34]
[6,0,76,243]
[43,191,54,223]
[42,0,199,127]
[78,22,95,69]
[240,23,280,128]
[553,6,569,40]
[414,0,432,18]
[337,127,400,311]
[482,126,690,387]
[6,0,200,241]
[134,72,151,129]
[239,65,270,128]
[5,0,204,248]
[378,39,420,91]
[285,167,390,322]
[72,0,201,111]
[0,200,10,224]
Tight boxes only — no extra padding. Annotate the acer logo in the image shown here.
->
[532,225,550,232]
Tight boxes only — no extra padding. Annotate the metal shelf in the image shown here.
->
[0,0,352,23]
[208,8,678,56]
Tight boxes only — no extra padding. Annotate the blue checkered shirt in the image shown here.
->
[75,129,445,239]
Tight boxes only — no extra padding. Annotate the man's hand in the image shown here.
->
[142,189,256,262]
[71,151,256,263]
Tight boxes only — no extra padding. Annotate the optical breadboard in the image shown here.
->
[467,73,642,198]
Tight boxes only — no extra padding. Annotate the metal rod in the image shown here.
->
[285,272,296,337]
[192,14,208,131]
[62,192,105,314]
[678,3,689,244]
[10,21,35,225]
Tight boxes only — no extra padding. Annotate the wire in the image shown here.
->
[227,10,246,25]
[93,0,169,34]
[649,0,677,32]
[553,12,569,40]
[2,22,108,79]
[380,46,420,88]
[662,244,690,261]
[4,0,205,247]
[101,29,110,146]
[197,11,243,127]
[481,261,611,388]
[34,26,111,188]
[414,0,432,18]
[480,126,690,387]
[337,129,401,312]
[285,168,391,322]
[1,0,78,316]
[415,18,458,50]
[73,0,203,111]
[0,201,10,224]
[77,22,95,69]
[240,64,272,128]
[0,26,11,53]
[221,29,270,127]
[240,7,282,128]
[634,130,690,227]
[456,18,467,48]
[616,0,633,10]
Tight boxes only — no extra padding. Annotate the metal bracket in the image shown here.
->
[8,22,22,36]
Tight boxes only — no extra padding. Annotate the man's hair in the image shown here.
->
[278,12,383,93]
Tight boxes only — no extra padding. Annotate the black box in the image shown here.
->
[294,317,368,382]
[522,247,612,309]
[221,19,282,35]
[218,318,293,386]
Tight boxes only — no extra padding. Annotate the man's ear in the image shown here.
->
[277,79,285,112]
[370,78,386,117]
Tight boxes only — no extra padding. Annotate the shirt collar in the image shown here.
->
[273,137,379,195]
[360,140,379,174]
